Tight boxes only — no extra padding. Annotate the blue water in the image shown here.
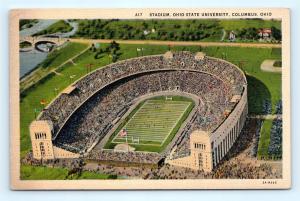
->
[19,20,57,78]
[19,20,78,78]
[20,50,48,78]
[19,19,58,37]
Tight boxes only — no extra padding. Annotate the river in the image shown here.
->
[19,20,78,78]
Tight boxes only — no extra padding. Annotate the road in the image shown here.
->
[20,44,91,92]
[55,44,90,70]
[261,59,282,73]
[248,114,282,120]
[69,38,282,48]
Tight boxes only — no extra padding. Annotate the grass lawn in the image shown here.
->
[200,46,282,114]
[21,165,68,180]
[21,165,115,180]
[40,42,88,68]
[73,171,116,179]
[219,19,281,30]
[202,46,282,161]
[20,43,281,158]
[74,19,222,41]
[257,119,273,159]
[273,60,282,67]
[20,42,89,92]
[73,19,281,42]
[219,19,281,43]
[20,19,38,30]
[105,96,194,152]
[33,20,73,36]
[20,41,32,48]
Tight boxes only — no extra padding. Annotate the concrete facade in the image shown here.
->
[29,52,247,168]
[167,131,213,172]
[19,36,67,47]
[29,120,79,159]
[167,86,248,172]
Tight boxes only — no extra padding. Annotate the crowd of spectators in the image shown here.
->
[87,149,162,164]
[275,99,282,114]
[171,118,256,162]
[262,99,272,115]
[267,100,282,158]
[82,157,281,179]
[50,71,232,154]
[38,51,246,155]
[252,119,263,157]
[22,117,282,180]
[212,158,281,179]
[268,118,282,158]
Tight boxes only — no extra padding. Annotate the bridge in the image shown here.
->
[20,36,68,52]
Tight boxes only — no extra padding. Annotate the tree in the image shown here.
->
[109,40,120,50]
[180,31,185,40]
[112,54,118,62]
[94,48,103,59]
[173,24,181,29]
[271,26,282,41]
[168,31,175,39]
[108,30,115,39]
[142,21,148,29]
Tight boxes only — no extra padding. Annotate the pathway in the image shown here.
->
[248,114,282,120]
[261,59,282,73]
[69,38,282,48]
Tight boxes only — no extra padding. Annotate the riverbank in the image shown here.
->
[20,42,90,93]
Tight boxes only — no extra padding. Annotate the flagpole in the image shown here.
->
[34,108,37,120]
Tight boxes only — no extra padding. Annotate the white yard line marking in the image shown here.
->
[160,102,191,146]
[112,99,191,146]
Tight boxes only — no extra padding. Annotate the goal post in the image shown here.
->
[132,136,140,144]
[165,96,173,101]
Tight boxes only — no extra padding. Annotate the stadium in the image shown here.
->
[29,51,248,172]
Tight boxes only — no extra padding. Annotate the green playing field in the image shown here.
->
[112,99,192,146]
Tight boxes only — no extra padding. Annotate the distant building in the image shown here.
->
[94,43,100,49]
[143,30,150,35]
[228,31,236,41]
[143,29,156,35]
[258,28,272,39]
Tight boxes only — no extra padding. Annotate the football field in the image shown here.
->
[112,99,192,146]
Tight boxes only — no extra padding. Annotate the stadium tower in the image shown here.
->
[28,51,247,173]
[29,120,79,159]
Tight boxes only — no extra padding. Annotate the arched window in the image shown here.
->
[39,142,45,157]
[198,153,203,167]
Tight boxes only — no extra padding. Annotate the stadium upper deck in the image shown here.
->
[30,51,247,172]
